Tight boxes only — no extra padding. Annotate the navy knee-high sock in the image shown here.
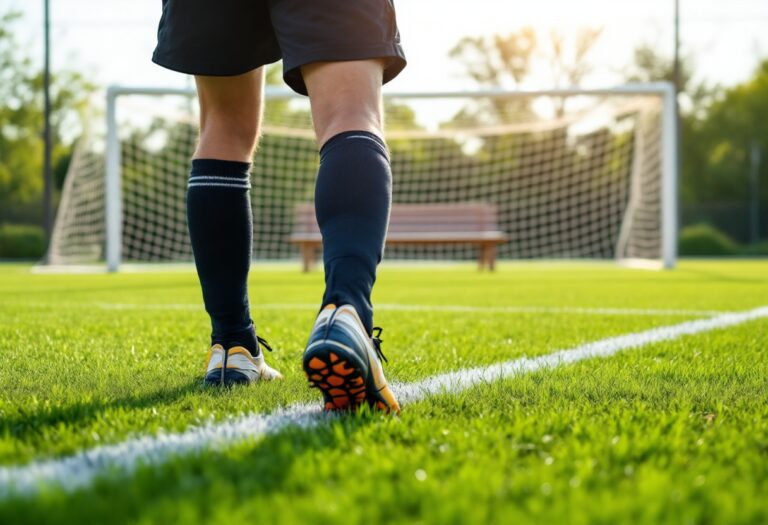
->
[315,131,392,335]
[187,159,259,354]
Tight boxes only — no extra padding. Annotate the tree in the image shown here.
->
[545,28,603,89]
[449,29,537,89]
[626,44,767,241]
[689,61,768,223]
[449,27,603,122]
[623,43,717,117]
[0,10,92,225]
[623,43,707,208]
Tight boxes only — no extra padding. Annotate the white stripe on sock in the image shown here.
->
[188,175,250,182]
[187,182,251,189]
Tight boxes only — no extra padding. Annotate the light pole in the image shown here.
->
[672,0,682,246]
[673,0,681,97]
[42,0,53,260]
[750,141,761,244]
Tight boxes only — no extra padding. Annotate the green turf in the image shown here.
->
[0,260,766,524]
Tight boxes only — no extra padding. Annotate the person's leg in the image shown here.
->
[194,69,264,162]
[300,59,400,412]
[303,59,391,335]
[303,60,385,146]
[187,69,278,379]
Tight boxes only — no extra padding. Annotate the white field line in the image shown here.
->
[89,302,728,318]
[1,305,766,499]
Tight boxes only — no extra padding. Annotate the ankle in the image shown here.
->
[212,323,260,356]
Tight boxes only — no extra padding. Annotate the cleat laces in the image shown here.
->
[257,335,273,353]
[371,327,388,364]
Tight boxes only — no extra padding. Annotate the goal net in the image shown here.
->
[48,85,677,270]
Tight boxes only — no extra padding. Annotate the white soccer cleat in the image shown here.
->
[302,304,400,413]
[204,338,282,387]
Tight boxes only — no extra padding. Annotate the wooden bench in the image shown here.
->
[289,203,508,272]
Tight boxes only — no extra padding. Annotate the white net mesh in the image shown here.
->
[48,89,666,267]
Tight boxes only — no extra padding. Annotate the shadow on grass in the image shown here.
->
[0,380,204,445]
[0,408,382,525]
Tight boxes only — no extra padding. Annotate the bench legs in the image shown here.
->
[478,244,497,271]
[300,245,317,273]
[301,243,497,272]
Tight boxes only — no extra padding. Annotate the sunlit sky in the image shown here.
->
[6,0,768,94]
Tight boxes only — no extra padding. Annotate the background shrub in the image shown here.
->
[0,224,45,259]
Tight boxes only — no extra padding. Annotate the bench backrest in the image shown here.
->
[293,202,501,234]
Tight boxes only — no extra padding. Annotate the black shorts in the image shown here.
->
[152,0,407,96]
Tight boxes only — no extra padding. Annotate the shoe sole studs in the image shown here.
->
[304,350,368,411]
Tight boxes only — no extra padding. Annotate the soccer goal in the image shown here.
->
[47,83,677,271]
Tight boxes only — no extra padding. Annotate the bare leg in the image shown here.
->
[302,59,385,146]
[194,68,265,161]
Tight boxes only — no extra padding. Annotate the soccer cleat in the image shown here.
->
[303,304,400,414]
[204,336,282,387]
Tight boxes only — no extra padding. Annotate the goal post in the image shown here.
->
[52,82,678,272]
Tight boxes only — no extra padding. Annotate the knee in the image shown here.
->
[304,65,384,145]
[314,104,383,147]
[198,110,260,158]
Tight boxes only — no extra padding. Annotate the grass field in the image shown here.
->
[0,260,767,524]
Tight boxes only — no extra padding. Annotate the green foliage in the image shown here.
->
[623,47,768,243]
[0,10,93,224]
[0,223,45,258]
[678,224,739,256]
[678,223,768,257]
[0,12,41,204]
[685,61,768,208]
[623,44,718,117]
[742,240,768,256]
